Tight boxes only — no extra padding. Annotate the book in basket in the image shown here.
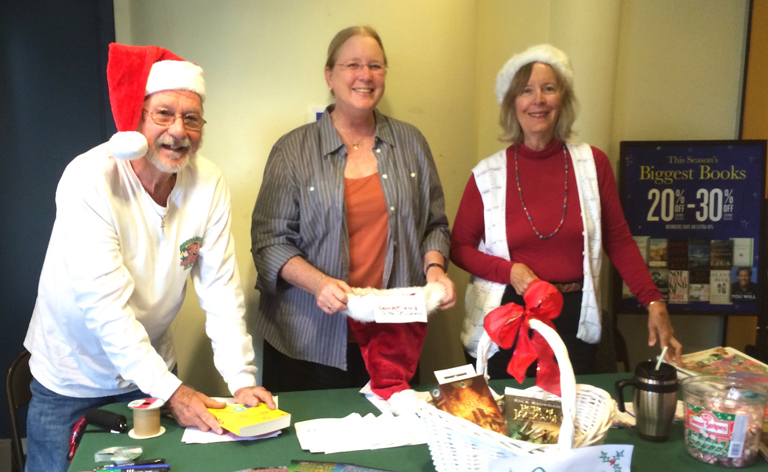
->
[430,364,506,434]
[504,394,562,445]
[208,403,290,437]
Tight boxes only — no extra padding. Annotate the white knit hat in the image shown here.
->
[495,44,573,105]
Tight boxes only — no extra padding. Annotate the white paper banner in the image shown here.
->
[373,295,427,323]
[489,444,634,472]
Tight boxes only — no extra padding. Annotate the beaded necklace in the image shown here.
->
[514,144,569,239]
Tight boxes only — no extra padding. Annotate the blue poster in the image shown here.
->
[616,140,765,315]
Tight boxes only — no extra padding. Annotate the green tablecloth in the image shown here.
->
[68,373,768,471]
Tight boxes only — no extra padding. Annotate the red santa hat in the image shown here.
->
[106,43,206,161]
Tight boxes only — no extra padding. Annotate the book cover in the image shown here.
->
[732,238,755,267]
[688,238,710,269]
[710,240,734,269]
[672,347,768,383]
[668,270,689,304]
[668,238,689,270]
[688,269,710,302]
[208,403,291,437]
[731,266,758,302]
[430,375,506,434]
[648,238,668,267]
[649,268,670,302]
[288,461,394,472]
[709,270,732,305]
[633,236,650,264]
[504,394,562,444]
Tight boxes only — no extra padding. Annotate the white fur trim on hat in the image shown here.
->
[342,283,446,323]
[108,131,148,161]
[145,60,206,101]
[495,44,573,105]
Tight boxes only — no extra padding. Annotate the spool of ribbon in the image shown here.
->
[483,280,564,396]
[127,398,165,439]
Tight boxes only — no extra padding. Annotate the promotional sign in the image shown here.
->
[614,140,766,316]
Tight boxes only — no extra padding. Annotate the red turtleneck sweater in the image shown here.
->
[450,140,661,305]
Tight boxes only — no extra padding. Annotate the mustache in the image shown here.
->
[156,134,191,148]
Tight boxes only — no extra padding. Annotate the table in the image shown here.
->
[68,373,768,471]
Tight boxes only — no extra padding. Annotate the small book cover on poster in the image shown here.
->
[732,238,755,267]
[648,238,668,267]
[208,403,291,437]
[431,365,505,434]
[710,240,734,269]
[709,270,732,305]
[688,238,711,269]
[504,394,562,444]
[731,266,758,302]
[672,346,768,382]
[288,461,394,471]
[649,268,670,301]
[668,270,689,304]
[688,269,710,302]
[633,236,650,264]
[668,238,689,270]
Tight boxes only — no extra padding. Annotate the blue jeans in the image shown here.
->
[25,378,147,472]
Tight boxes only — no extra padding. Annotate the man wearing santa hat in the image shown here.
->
[22,43,273,471]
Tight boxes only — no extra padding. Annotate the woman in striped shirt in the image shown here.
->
[251,26,455,400]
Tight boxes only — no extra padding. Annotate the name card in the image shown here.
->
[373,295,427,323]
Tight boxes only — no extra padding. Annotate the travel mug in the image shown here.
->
[616,360,678,441]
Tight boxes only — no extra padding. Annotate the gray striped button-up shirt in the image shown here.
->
[251,107,450,370]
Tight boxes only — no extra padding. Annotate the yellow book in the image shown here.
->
[207,403,291,437]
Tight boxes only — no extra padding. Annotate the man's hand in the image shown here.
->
[166,385,226,434]
[233,386,276,409]
[647,301,683,364]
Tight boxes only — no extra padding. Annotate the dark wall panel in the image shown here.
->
[0,0,115,438]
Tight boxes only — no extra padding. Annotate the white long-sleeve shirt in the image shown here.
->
[25,143,257,400]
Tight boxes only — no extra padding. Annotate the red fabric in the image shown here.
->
[348,319,427,400]
[483,280,563,395]
[106,43,183,133]
[450,140,662,305]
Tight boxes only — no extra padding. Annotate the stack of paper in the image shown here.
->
[294,412,426,453]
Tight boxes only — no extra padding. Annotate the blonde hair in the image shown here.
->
[325,26,388,70]
[499,62,577,145]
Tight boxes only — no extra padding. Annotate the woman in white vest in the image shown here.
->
[451,44,682,376]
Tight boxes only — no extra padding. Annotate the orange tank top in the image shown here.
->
[345,173,388,290]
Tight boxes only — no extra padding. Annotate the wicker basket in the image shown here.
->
[418,318,615,472]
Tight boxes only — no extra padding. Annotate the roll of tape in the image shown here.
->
[127,398,165,439]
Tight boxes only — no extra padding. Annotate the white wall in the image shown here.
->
[115,0,749,395]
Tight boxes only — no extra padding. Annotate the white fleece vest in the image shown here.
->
[460,143,603,358]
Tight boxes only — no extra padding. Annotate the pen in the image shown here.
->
[95,459,167,470]
[100,465,170,472]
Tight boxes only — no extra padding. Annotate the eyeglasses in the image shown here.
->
[335,62,387,74]
[142,108,206,131]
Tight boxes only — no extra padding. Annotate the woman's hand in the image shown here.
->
[509,263,539,295]
[315,276,352,314]
[647,301,683,364]
[427,266,456,309]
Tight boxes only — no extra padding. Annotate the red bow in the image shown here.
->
[483,280,564,396]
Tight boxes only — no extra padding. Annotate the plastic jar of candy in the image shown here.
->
[682,375,767,467]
